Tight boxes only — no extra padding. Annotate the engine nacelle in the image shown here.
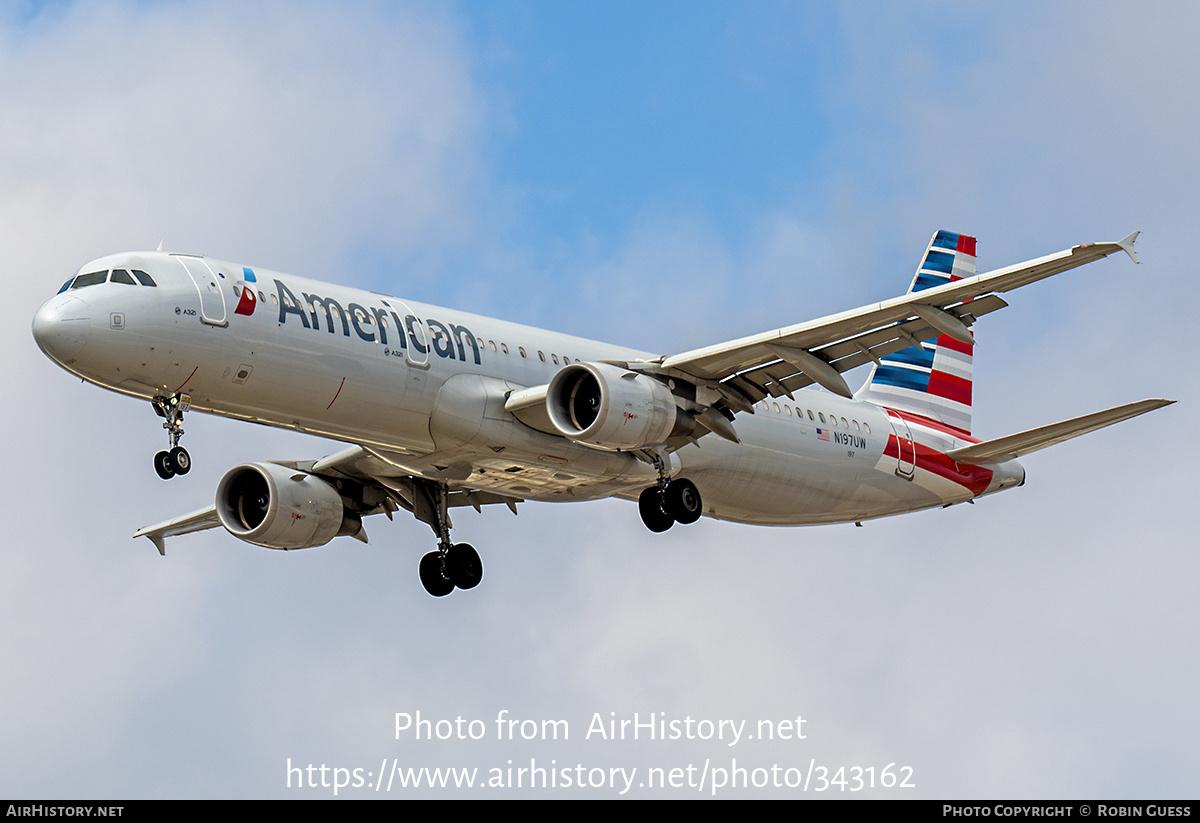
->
[546,361,686,450]
[215,462,361,550]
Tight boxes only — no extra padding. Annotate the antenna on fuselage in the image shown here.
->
[156,240,164,251]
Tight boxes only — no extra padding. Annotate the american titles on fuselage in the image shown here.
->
[270,278,481,366]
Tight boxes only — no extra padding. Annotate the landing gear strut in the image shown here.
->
[637,453,703,533]
[412,479,484,597]
[151,393,192,480]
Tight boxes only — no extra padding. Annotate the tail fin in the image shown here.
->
[857,230,977,436]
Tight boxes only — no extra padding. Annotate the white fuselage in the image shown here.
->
[32,251,1024,526]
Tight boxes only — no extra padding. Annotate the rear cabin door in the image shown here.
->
[886,411,917,479]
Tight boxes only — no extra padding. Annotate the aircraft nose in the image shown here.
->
[32,296,91,363]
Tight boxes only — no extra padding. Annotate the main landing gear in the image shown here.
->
[412,479,484,597]
[638,454,703,533]
[419,543,483,597]
[151,393,192,480]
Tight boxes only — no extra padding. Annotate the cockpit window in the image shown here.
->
[70,270,108,289]
[59,268,157,292]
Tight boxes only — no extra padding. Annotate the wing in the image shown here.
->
[296,444,523,517]
[134,444,523,554]
[633,232,1140,414]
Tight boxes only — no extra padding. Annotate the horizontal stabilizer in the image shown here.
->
[946,398,1173,465]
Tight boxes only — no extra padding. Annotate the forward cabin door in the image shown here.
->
[173,254,228,327]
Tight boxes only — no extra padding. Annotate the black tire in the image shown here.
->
[638,486,674,533]
[419,551,454,597]
[665,478,703,524]
[170,446,191,475]
[446,543,483,590]
[154,450,176,480]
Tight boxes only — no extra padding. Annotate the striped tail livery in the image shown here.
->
[857,230,978,436]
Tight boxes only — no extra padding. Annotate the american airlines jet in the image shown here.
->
[31,231,1171,596]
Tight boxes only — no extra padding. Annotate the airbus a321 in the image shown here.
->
[32,230,1171,596]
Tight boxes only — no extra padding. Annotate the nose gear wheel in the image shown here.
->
[151,393,192,480]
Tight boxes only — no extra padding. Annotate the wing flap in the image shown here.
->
[946,398,1173,465]
[752,294,1009,397]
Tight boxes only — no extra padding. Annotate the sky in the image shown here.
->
[2,0,1197,799]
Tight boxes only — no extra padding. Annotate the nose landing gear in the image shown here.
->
[152,393,192,480]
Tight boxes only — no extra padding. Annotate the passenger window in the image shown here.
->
[818,413,826,423]
[552,354,559,365]
[519,347,526,358]
[110,269,136,285]
[70,271,108,289]
[538,351,545,362]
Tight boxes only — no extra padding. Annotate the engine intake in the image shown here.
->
[215,462,361,550]
[546,362,688,450]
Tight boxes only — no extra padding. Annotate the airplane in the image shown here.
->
[31,230,1172,597]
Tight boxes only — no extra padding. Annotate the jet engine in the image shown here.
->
[546,362,691,450]
[215,462,362,550]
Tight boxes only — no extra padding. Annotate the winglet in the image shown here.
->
[133,505,222,555]
[1118,230,1140,264]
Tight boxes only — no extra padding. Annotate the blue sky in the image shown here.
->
[471,3,837,237]
[2,0,1197,798]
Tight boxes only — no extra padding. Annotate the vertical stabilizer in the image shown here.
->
[857,230,977,436]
